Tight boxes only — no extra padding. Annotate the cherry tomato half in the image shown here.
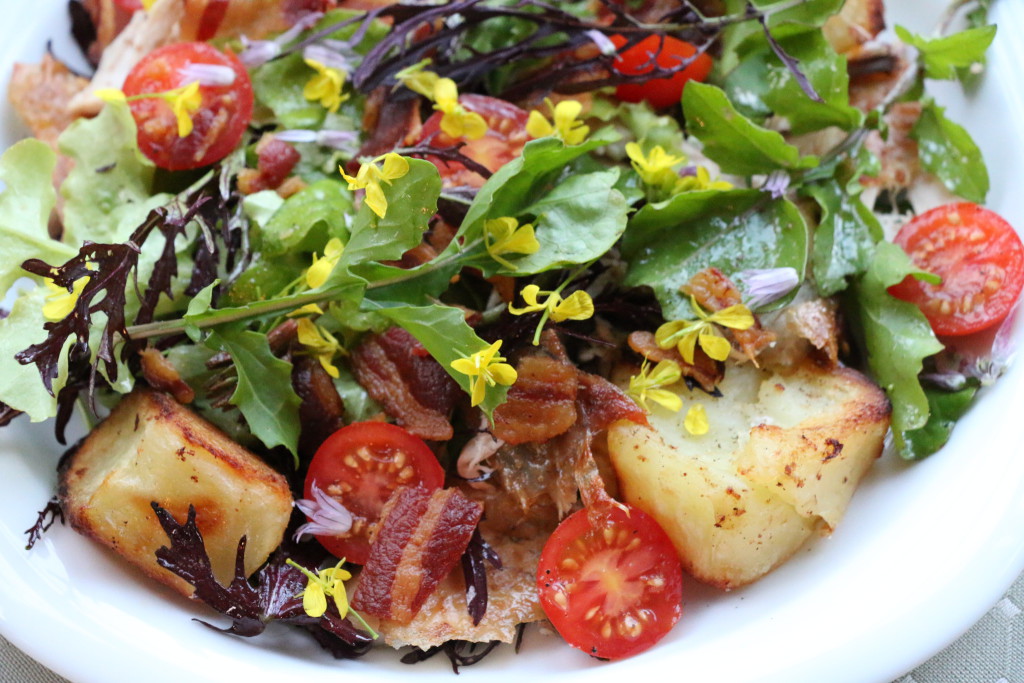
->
[123,42,253,171]
[416,94,529,187]
[611,35,712,109]
[537,502,683,660]
[303,421,445,565]
[889,202,1024,336]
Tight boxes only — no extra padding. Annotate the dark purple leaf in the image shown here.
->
[400,639,502,673]
[24,496,64,550]
[0,401,21,428]
[460,528,501,626]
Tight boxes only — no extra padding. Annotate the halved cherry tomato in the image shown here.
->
[416,94,529,187]
[536,502,683,660]
[123,42,253,170]
[611,34,713,109]
[303,421,445,564]
[889,202,1024,336]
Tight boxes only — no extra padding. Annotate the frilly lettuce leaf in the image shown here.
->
[0,287,70,420]
[0,139,74,297]
[847,241,944,457]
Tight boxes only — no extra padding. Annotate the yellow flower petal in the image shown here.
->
[487,362,518,387]
[526,110,554,138]
[698,331,732,361]
[94,88,127,104]
[288,303,325,317]
[550,290,594,322]
[394,58,439,98]
[709,303,755,330]
[678,329,700,365]
[42,276,89,322]
[647,388,683,413]
[378,152,410,181]
[450,340,517,407]
[684,403,709,435]
[303,59,347,113]
[302,582,328,618]
[363,180,388,219]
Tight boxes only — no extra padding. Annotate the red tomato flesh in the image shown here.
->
[416,94,529,187]
[889,202,1024,336]
[537,502,683,660]
[611,34,712,109]
[303,422,445,565]
[123,42,253,171]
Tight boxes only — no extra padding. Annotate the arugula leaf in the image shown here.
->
[0,287,69,420]
[256,179,353,256]
[207,328,302,460]
[0,140,74,297]
[847,242,944,457]
[895,25,997,80]
[58,99,167,246]
[482,169,628,276]
[333,364,382,423]
[184,281,220,342]
[911,100,989,204]
[623,190,809,319]
[803,180,883,296]
[369,303,510,418]
[682,82,819,176]
[902,383,979,460]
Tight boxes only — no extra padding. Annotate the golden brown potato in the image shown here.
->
[608,361,890,590]
[60,389,293,597]
[824,0,886,56]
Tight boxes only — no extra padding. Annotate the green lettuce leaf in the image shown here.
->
[623,190,809,319]
[256,179,353,256]
[58,99,168,245]
[902,383,979,460]
[911,100,989,204]
[682,82,819,176]
[207,328,302,461]
[0,140,74,297]
[803,180,883,296]
[847,242,944,457]
[0,287,70,420]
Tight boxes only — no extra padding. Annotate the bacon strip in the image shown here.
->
[291,354,346,459]
[492,354,578,445]
[351,327,459,441]
[352,487,483,624]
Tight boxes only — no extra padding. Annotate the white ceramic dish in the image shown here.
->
[1,1,1023,682]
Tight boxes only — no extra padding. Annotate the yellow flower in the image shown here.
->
[339,153,410,219]
[628,359,683,413]
[433,78,487,140]
[93,88,127,104]
[684,403,709,435]
[158,81,202,138]
[483,217,540,270]
[286,558,352,619]
[507,284,594,323]
[394,58,439,98]
[450,340,518,407]
[655,296,755,365]
[625,142,686,190]
[677,166,734,193]
[306,238,345,289]
[42,276,89,322]
[526,98,589,146]
[296,317,343,378]
[303,59,348,113]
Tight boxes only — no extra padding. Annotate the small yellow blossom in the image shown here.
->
[394,58,439,98]
[684,403,709,435]
[450,340,518,407]
[303,59,348,113]
[627,359,683,413]
[340,153,410,219]
[286,558,352,619]
[483,217,540,270]
[94,88,127,104]
[625,142,686,190]
[508,284,594,323]
[433,78,487,140]
[296,317,343,378]
[42,276,89,322]
[655,296,755,365]
[677,166,734,193]
[306,238,345,289]
[526,98,589,146]
[160,81,202,138]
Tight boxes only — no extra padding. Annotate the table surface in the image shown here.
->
[3,571,1022,683]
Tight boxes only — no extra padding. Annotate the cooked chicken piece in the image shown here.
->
[608,360,890,590]
[60,389,293,597]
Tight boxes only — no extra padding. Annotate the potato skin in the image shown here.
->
[608,362,890,590]
[59,389,293,597]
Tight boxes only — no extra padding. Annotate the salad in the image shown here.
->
[0,0,1020,673]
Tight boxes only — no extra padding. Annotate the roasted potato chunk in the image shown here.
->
[608,361,890,590]
[60,389,292,597]
[824,0,886,56]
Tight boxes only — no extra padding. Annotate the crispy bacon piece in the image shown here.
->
[139,347,195,404]
[682,267,776,363]
[761,299,842,369]
[7,55,89,146]
[351,327,459,441]
[352,487,483,624]
[628,330,723,392]
[291,354,346,459]
[492,354,578,445]
[352,87,422,167]
[237,136,303,195]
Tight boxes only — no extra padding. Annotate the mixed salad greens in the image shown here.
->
[1,0,1020,667]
